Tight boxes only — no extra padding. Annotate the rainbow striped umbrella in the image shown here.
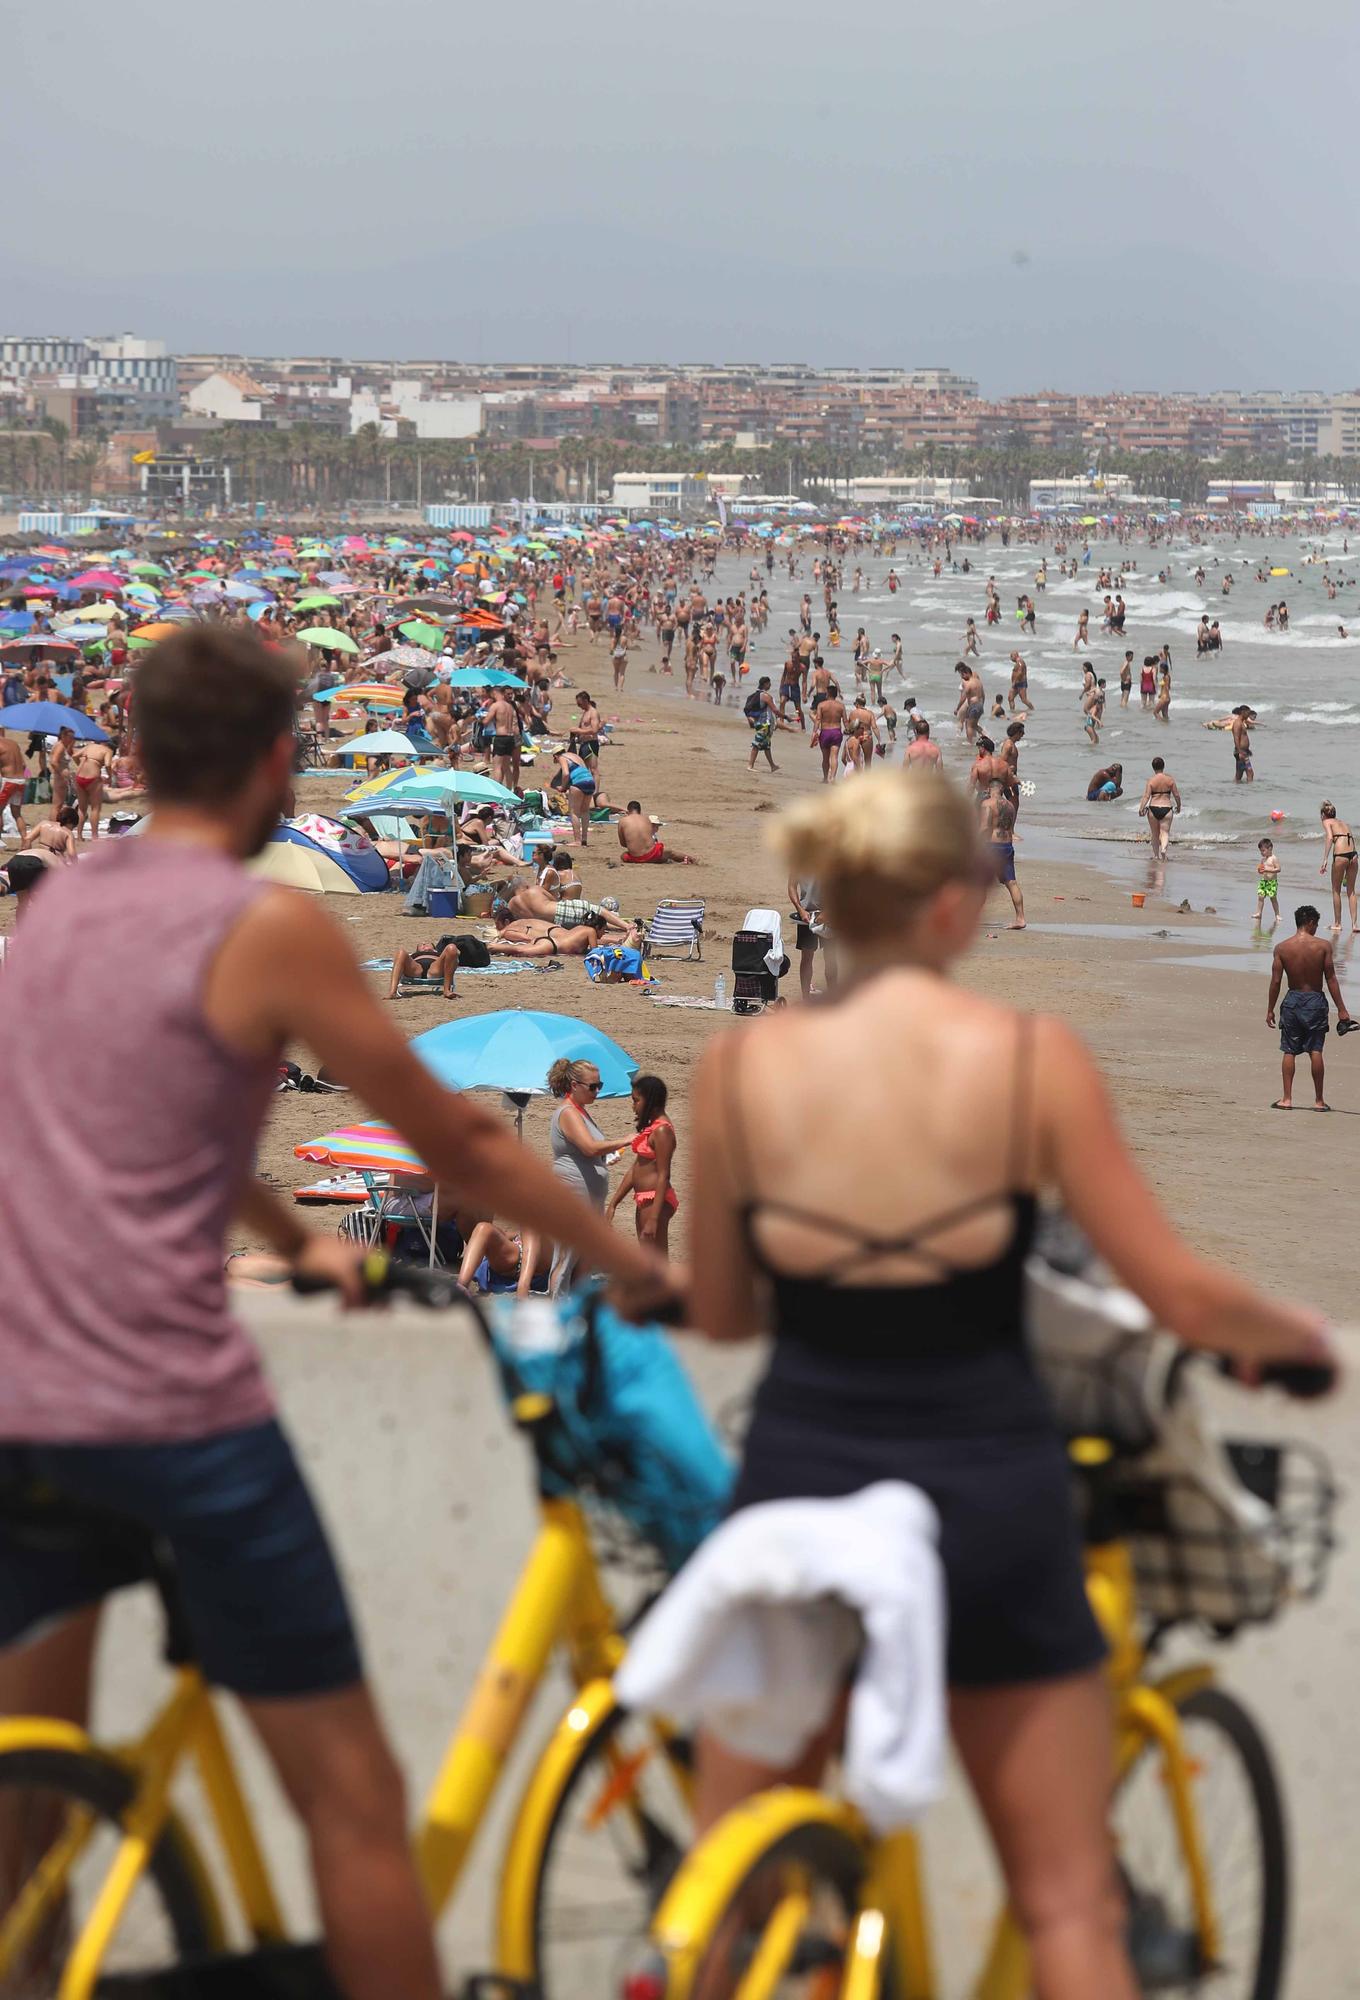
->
[295,1122,426,1174]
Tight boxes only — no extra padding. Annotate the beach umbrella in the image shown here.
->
[0,702,108,741]
[296,626,360,654]
[293,593,341,614]
[70,570,127,591]
[0,634,79,655]
[441,667,527,689]
[362,644,443,672]
[313,682,404,706]
[295,1121,427,1175]
[330,729,431,761]
[398,620,445,651]
[248,818,390,894]
[344,766,517,809]
[412,1011,637,1135]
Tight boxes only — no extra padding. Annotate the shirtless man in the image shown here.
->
[504,881,633,936]
[0,731,26,841]
[1118,651,1134,707]
[813,690,847,785]
[483,691,520,794]
[1138,757,1181,858]
[1319,801,1359,932]
[1007,651,1034,714]
[981,785,1025,930]
[72,737,113,839]
[487,909,623,961]
[903,716,943,770]
[954,662,985,746]
[1267,905,1353,1110]
[1086,763,1123,802]
[569,691,601,769]
[1232,708,1256,784]
[616,800,697,865]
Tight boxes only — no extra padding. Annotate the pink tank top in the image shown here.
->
[0,839,279,1442]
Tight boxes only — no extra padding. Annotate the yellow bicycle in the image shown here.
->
[0,1263,704,1999]
[642,1423,1335,2000]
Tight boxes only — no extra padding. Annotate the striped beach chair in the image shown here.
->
[645,898,705,961]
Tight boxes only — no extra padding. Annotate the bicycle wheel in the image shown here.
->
[661,1818,897,2000]
[0,1745,215,1995]
[1115,1686,1287,2000]
[529,1704,692,1998]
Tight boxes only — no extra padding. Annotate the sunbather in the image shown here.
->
[457,1217,552,1297]
[387,942,459,1000]
[504,879,634,935]
[487,908,628,960]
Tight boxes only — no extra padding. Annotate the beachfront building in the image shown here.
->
[1028,473,1135,513]
[611,471,711,517]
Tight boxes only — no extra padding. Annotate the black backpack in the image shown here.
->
[743,690,764,720]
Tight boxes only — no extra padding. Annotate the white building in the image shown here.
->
[350,385,483,440]
[186,371,266,422]
[611,471,711,516]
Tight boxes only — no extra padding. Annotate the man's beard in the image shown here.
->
[244,781,291,857]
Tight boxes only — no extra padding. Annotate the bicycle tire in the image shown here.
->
[528,1703,692,1999]
[666,1818,899,2000]
[0,1744,216,1991]
[1115,1685,1287,2000]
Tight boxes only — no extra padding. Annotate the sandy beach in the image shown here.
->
[235,617,1353,1326]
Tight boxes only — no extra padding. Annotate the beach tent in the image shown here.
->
[250,815,391,894]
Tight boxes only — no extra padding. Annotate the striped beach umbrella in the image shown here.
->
[294,1122,427,1174]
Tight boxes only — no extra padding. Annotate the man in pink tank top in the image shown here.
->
[0,626,673,2000]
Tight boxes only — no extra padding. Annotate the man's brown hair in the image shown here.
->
[133,627,300,804]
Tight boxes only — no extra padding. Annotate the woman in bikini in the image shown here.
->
[606,1074,678,1257]
[457,1216,552,1297]
[1319,801,1359,932]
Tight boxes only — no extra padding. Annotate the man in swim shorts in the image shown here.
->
[617,800,696,865]
[1267,904,1353,1110]
[1086,763,1123,802]
[1230,706,1254,784]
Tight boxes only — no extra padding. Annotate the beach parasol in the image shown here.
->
[293,593,341,614]
[313,682,405,707]
[346,767,517,810]
[413,1012,637,1136]
[398,621,446,651]
[330,729,431,762]
[0,702,109,741]
[296,626,360,654]
[294,1121,442,1262]
[441,667,527,689]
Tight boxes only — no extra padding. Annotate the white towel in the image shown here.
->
[741,905,787,979]
[615,1481,946,1832]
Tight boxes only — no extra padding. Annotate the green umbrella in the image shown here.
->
[398,620,444,651]
[293,592,341,614]
[128,560,168,577]
[296,626,360,654]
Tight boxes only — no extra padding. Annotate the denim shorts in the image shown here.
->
[0,1421,361,1700]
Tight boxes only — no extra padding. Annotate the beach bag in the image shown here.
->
[584,944,650,984]
[433,934,491,968]
[23,776,51,807]
[742,690,764,723]
[1026,1258,1336,1631]
[486,1289,732,1573]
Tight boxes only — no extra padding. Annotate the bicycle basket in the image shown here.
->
[1111,1438,1337,1634]
[486,1289,734,1575]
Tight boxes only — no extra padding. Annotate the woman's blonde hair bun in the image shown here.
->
[773,768,982,938]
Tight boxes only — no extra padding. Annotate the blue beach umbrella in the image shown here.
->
[412,1011,637,1132]
[0,702,109,741]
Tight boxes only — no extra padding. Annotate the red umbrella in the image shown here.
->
[71,571,127,591]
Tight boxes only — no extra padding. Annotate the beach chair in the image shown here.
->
[644,898,706,961]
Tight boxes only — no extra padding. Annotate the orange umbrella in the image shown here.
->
[132,621,181,642]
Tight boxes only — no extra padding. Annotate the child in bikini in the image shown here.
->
[1254,837,1281,927]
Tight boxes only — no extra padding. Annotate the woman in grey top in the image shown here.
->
[547,1058,628,1291]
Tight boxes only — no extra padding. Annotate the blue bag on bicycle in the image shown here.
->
[487,1288,733,1573]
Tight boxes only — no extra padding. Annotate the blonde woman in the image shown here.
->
[689,768,1334,2000]
[546,1058,629,1292]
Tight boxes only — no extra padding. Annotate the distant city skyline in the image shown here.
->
[11,0,1357,393]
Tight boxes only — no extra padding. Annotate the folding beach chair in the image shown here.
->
[644,898,706,961]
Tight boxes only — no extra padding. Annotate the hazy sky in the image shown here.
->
[11,0,1358,394]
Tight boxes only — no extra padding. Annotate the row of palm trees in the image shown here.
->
[3,412,1355,516]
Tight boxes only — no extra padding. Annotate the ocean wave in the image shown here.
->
[1281,710,1360,725]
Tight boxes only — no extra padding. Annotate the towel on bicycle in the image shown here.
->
[616,1480,945,1831]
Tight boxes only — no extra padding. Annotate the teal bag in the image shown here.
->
[488,1287,732,1573]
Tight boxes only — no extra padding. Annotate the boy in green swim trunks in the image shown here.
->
[1255,837,1281,927]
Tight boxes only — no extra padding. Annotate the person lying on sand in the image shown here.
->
[504,881,634,935]
[487,907,639,960]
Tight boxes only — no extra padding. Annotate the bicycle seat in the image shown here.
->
[0,1475,199,1666]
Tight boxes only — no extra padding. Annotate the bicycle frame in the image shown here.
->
[652,1525,1226,2000]
[0,1495,630,1999]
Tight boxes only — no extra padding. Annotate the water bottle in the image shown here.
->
[713,973,727,1010]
